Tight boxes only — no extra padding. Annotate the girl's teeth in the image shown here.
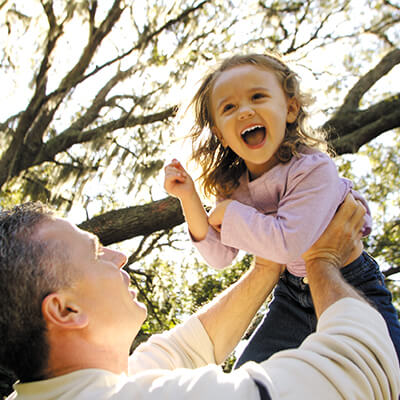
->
[241,126,266,145]
[241,125,263,135]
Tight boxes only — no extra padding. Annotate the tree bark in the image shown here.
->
[78,196,184,246]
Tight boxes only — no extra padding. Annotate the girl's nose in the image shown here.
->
[238,106,255,120]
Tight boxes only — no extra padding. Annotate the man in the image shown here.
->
[0,196,399,399]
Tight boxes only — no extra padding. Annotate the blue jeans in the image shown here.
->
[234,251,400,368]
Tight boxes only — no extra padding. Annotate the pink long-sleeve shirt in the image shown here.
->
[193,148,372,277]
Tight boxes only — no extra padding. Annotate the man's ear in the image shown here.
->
[42,293,88,330]
[211,126,227,148]
[286,97,300,124]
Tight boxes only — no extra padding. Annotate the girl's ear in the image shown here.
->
[42,292,88,330]
[286,97,300,124]
[211,126,227,148]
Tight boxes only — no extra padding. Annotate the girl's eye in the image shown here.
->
[252,93,266,100]
[222,103,234,113]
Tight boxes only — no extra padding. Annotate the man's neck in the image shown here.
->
[46,334,129,379]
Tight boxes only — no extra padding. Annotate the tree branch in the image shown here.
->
[88,0,97,36]
[339,48,400,113]
[0,0,126,188]
[41,106,177,162]
[12,1,63,149]
[325,93,400,138]
[78,196,184,246]
[331,105,400,154]
[65,67,136,137]
[24,0,125,147]
[0,111,22,133]
[71,0,210,88]
[57,0,124,93]
[384,0,399,9]
[383,266,400,278]
[127,232,167,265]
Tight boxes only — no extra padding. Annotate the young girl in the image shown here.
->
[164,53,400,367]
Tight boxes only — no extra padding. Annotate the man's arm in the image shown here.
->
[197,259,283,364]
[196,195,366,364]
[249,195,399,399]
[302,194,367,317]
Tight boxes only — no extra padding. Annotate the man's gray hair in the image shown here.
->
[0,202,71,382]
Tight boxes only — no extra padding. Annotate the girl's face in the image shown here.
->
[210,64,299,179]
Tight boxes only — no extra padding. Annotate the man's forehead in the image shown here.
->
[35,217,89,241]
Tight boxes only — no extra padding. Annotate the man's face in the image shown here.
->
[37,218,147,348]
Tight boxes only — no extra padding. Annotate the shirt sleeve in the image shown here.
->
[124,300,399,399]
[242,298,400,399]
[123,364,264,400]
[221,153,349,264]
[190,224,240,270]
[128,316,215,375]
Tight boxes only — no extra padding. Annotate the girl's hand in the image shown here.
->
[164,159,196,201]
[164,159,209,241]
[208,199,233,232]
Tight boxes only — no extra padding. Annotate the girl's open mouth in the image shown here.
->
[241,125,266,147]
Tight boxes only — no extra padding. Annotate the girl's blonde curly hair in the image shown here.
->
[188,52,329,199]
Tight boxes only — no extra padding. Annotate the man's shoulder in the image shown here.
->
[5,391,16,400]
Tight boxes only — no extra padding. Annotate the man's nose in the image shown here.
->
[103,248,128,269]
[238,106,254,120]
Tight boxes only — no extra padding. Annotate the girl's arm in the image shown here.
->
[164,159,209,241]
[164,159,239,269]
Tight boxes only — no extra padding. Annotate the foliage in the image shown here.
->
[129,250,252,374]
[130,251,252,345]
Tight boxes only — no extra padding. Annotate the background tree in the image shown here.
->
[1,0,399,396]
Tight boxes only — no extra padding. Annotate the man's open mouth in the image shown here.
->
[241,125,266,146]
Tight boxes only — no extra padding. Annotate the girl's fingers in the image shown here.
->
[170,159,185,172]
[165,165,185,177]
[165,173,186,184]
[164,166,187,187]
